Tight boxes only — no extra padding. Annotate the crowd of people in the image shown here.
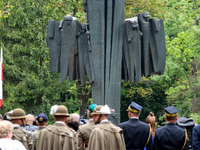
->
[0,101,199,150]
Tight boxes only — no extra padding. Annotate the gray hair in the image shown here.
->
[0,120,13,138]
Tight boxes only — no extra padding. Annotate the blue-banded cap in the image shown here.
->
[165,106,179,117]
[88,104,98,112]
[127,102,142,113]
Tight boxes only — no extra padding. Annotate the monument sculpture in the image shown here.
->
[46,0,166,124]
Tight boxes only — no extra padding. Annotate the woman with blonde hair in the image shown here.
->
[144,112,157,150]
[146,112,157,140]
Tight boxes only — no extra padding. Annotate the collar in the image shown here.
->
[89,119,94,121]
[100,119,108,123]
[13,124,20,128]
[131,117,139,119]
[55,121,65,125]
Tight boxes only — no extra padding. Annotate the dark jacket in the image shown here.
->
[119,118,153,150]
[154,122,188,150]
[193,124,200,150]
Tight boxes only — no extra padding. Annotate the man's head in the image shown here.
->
[87,104,97,119]
[91,105,111,124]
[50,105,70,123]
[0,120,13,139]
[26,114,35,125]
[70,113,80,120]
[164,106,179,123]
[127,102,142,119]
[10,108,27,127]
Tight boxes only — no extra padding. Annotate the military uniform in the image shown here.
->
[22,124,38,133]
[153,106,188,150]
[32,127,45,150]
[87,105,126,150]
[36,105,77,150]
[78,119,95,150]
[193,124,200,150]
[88,121,125,150]
[10,108,34,150]
[119,102,153,150]
[12,125,33,150]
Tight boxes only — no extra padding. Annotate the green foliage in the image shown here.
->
[0,0,83,120]
[121,77,168,125]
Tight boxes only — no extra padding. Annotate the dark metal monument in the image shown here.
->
[46,0,166,124]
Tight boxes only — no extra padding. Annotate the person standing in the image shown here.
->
[32,113,48,150]
[22,114,38,133]
[153,106,188,150]
[0,120,26,150]
[87,105,126,150]
[78,104,97,150]
[193,123,200,150]
[119,102,153,150]
[10,108,33,150]
[36,105,77,150]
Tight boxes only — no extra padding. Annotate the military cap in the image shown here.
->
[88,104,98,112]
[165,106,179,117]
[50,105,70,116]
[37,113,48,122]
[127,102,142,113]
[91,105,111,115]
[10,108,26,119]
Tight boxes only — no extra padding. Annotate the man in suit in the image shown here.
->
[154,106,188,150]
[78,104,97,150]
[119,102,153,150]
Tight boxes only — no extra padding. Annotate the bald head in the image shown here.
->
[70,113,80,120]
[26,114,35,125]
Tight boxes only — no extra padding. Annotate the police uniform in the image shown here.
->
[36,105,77,150]
[119,102,153,150]
[153,106,188,150]
[10,108,34,150]
[78,104,97,150]
[87,105,126,150]
[193,124,200,150]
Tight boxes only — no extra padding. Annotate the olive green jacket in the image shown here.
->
[36,123,77,150]
[88,121,126,150]
[78,120,95,150]
[12,126,33,150]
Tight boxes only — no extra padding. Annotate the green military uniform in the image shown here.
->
[88,121,126,150]
[32,127,45,150]
[36,105,77,150]
[87,105,126,150]
[10,108,34,150]
[78,120,95,150]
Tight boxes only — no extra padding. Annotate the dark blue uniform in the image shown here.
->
[119,118,153,150]
[193,124,200,150]
[154,122,188,150]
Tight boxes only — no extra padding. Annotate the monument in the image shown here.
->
[46,0,166,124]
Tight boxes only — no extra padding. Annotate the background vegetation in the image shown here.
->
[1,0,200,125]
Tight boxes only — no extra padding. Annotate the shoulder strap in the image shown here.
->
[145,124,152,146]
[182,128,188,150]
